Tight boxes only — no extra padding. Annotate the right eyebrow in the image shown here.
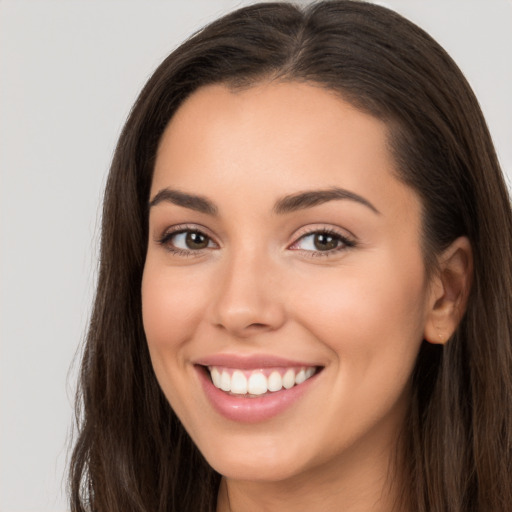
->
[148,188,218,216]
[273,187,380,215]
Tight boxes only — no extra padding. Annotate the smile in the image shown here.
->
[194,356,323,423]
[208,366,317,396]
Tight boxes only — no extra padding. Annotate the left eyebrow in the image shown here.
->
[148,188,218,216]
[273,187,380,215]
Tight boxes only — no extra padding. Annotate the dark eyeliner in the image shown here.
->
[156,225,214,256]
[291,227,357,257]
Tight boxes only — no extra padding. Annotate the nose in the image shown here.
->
[210,248,286,338]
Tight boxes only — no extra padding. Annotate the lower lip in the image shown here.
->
[196,366,319,423]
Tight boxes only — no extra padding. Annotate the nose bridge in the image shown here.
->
[211,241,285,336]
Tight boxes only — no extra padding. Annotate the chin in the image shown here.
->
[209,454,305,483]
[196,430,317,483]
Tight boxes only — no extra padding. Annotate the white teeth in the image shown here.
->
[295,369,306,385]
[220,370,231,392]
[282,369,295,389]
[208,366,317,395]
[267,371,282,392]
[210,367,221,388]
[248,372,267,395]
[231,370,248,394]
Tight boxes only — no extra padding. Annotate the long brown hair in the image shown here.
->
[69,2,512,510]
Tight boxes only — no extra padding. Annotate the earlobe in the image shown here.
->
[423,236,473,345]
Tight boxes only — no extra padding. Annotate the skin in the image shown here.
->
[142,81,472,512]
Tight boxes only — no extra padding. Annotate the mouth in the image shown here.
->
[194,355,324,422]
[204,365,320,397]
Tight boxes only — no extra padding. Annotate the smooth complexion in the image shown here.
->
[142,82,471,512]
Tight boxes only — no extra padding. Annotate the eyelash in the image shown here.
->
[157,224,216,257]
[157,225,356,257]
[289,228,356,257]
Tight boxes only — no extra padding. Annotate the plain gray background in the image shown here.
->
[1,1,511,510]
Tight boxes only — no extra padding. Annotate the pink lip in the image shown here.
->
[194,353,317,369]
[195,357,321,423]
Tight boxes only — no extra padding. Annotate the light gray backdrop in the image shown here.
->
[1,1,511,510]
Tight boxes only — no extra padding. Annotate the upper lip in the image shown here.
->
[194,353,321,369]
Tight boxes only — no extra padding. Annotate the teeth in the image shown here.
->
[295,369,306,385]
[208,366,317,396]
[267,371,282,392]
[220,370,231,392]
[231,370,247,394]
[282,369,295,389]
[210,367,221,388]
[248,373,267,395]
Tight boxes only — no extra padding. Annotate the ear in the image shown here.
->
[423,236,473,345]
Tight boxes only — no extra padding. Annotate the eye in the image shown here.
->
[290,229,355,254]
[158,227,217,254]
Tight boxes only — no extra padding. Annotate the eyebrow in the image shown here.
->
[273,187,380,215]
[148,186,379,216]
[149,188,218,215]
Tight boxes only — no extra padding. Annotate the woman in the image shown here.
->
[69,1,512,511]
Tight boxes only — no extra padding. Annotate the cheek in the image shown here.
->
[141,262,214,427]
[287,260,429,445]
[291,256,429,371]
[141,263,208,364]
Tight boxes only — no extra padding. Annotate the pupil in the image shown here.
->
[314,233,337,251]
[186,231,208,249]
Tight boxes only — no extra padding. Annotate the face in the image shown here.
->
[142,81,435,484]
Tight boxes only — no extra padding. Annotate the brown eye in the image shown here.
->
[312,233,339,251]
[185,231,210,249]
[290,229,355,255]
[160,229,215,253]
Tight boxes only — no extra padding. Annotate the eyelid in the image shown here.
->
[156,223,217,241]
[156,223,220,253]
[288,225,357,254]
[154,223,356,257]
[291,223,356,241]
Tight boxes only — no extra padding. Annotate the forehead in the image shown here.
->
[152,81,420,223]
